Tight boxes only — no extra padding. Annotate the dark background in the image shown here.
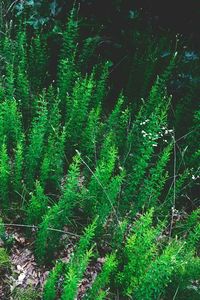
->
[60,0,200,41]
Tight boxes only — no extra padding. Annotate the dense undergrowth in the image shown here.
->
[0,5,199,300]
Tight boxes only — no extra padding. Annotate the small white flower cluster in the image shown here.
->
[140,129,158,147]
[192,174,200,180]
[160,126,174,135]
[141,130,148,137]
[128,122,175,159]
[162,128,174,143]
[139,119,150,126]
[139,123,174,147]
[163,129,174,135]
[158,127,174,143]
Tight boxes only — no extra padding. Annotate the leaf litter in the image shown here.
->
[0,226,105,299]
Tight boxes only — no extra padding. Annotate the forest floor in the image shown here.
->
[0,226,104,299]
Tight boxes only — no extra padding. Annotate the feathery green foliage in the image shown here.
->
[28,34,47,91]
[84,253,117,300]
[81,105,101,163]
[13,140,24,196]
[134,241,185,300]
[1,99,23,153]
[124,87,170,207]
[15,29,30,123]
[35,154,81,263]
[40,126,66,191]
[135,143,172,212]
[65,74,94,153]
[26,181,49,226]
[83,133,118,219]
[25,94,48,189]
[118,209,163,296]
[58,6,79,101]
[43,262,64,300]
[0,247,10,270]
[0,6,199,300]
[0,217,6,242]
[61,249,93,300]
[61,220,97,300]
[0,143,10,209]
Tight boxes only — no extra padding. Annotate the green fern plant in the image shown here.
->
[83,253,117,300]
[43,261,64,300]
[26,181,49,226]
[134,241,185,300]
[40,127,66,191]
[2,35,14,64]
[58,6,79,101]
[81,105,102,163]
[35,154,81,263]
[1,99,23,154]
[61,6,79,61]
[83,133,118,218]
[12,140,24,196]
[0,216,6,242]
[186,222,200,252]
[117,209,163,297]
[14,29,30,122]
[61,220,97,300]
[65,73,95,155]
[25,93,48,189]
[168,255,200,299]
[96,170,125,231]
[123,87,171,210]
[43,220,97,300]
[61,249,93,300]
[0,143,10,209]
[134,143,172,212]
[28,33,47,91]
[92,61,111,108]
[5,62,15,99]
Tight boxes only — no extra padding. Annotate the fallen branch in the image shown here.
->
[0,223,80,237]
